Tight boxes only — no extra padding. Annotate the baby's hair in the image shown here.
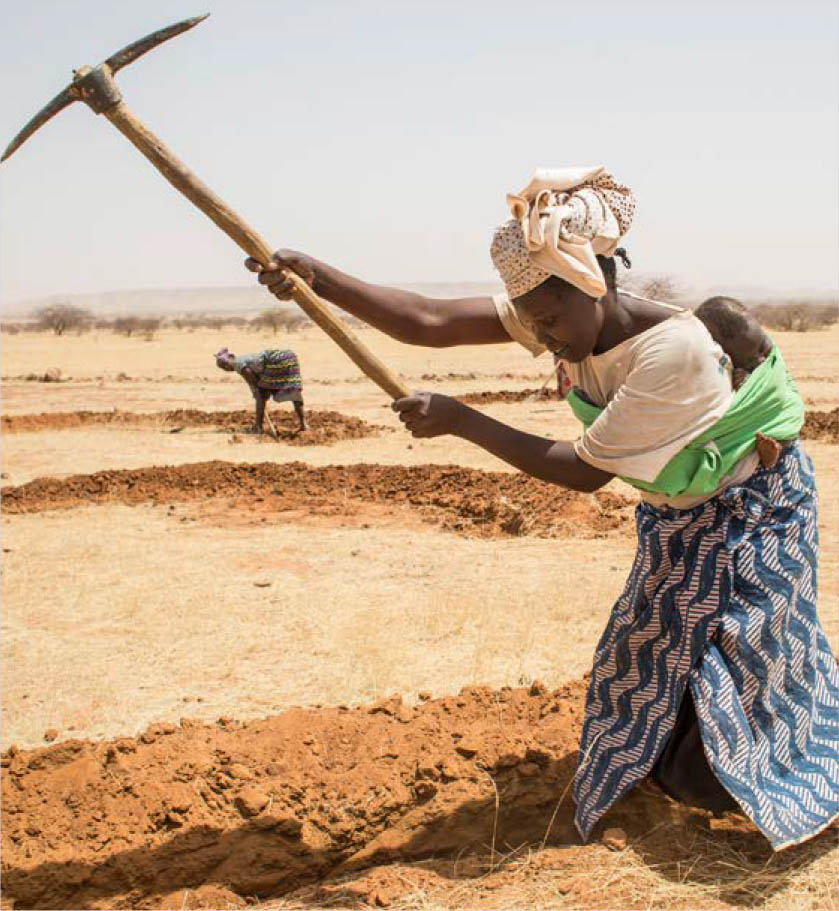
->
[695,296,752,343]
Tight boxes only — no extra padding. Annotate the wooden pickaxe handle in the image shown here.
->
[104,102,411,400]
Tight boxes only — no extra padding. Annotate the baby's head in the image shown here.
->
[695,296,771,371]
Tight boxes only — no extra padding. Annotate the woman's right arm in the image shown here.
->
[245,251,510,348]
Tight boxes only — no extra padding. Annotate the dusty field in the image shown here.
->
[0,409,388,446]
[2,323,838,910]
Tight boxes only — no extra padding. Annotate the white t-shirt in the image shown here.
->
[493,291,759,508]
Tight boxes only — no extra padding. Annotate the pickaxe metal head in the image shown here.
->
[1,13,208,162]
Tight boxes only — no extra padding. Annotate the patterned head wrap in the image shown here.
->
[490,166,635,300]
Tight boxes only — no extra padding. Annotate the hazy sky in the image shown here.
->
[1,0,837,305]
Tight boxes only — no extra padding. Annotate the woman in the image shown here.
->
[215,347,307,433]
[245,166,838,849]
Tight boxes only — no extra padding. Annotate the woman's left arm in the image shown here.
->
[394,393,612,493]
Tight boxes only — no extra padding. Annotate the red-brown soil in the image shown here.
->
[0,679,781,911]
[459,388,553,405]
[0,410,386,446]
[801,408,839,443]
[0,462,633,539]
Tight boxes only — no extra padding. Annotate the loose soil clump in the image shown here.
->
[1,462,633,539]
[801,408,839,443]
[0,680,752,910]
[0,409,386,446]
[5,682,831,911]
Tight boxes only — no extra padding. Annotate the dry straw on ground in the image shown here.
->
[2,322,837,910]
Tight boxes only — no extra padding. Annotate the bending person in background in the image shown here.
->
[215,347,307,433]
[245,166,838,851]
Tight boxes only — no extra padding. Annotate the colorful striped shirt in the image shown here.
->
[234,350,302,395]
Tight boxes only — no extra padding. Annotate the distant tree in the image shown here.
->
[253,307,311,334]
[257,308,286,334]
[751,300,839,332]
[113,316,162,339]
[33,303,93,336]
[284,312,311,332]
[139,317,162,340]
[113,316,142,337]
[637,275,684,303]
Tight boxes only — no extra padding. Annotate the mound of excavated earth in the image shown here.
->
[0,409,385,446]
[0,679,759,911]
[1,462,633,539]
[801,408,839,443]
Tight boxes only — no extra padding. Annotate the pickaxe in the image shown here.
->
[2,14,410,401]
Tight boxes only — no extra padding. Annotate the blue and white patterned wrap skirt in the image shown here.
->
[573,441,839,850]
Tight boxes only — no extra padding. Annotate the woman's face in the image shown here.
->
[513,279,602,362]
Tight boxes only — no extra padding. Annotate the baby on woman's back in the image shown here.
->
[695,296,782,468]
[694,296,772,390]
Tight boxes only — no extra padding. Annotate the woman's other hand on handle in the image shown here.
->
[245,250,317,300]
[392,392,463,438]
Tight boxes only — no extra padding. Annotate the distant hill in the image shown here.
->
[2,286,267,320]
[2,278,835,320]
[2,281,506,320]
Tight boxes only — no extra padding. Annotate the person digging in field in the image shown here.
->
[246,165,839,851]
[695,296,785,468]
[215,347,307,433]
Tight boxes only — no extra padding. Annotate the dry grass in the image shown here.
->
[0,504,636,747]
[2,324,838,745]
[0,323,543,387]
[274,816,838,910]
[752,300,838,333]
[2,320,838,910]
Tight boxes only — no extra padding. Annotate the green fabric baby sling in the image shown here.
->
[567,347,804,498]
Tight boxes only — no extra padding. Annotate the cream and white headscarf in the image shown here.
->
[490,166,635,300]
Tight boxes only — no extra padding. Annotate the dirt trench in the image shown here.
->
[0,409,386,446]
[1,462,634,539]
[0,678,722,911]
